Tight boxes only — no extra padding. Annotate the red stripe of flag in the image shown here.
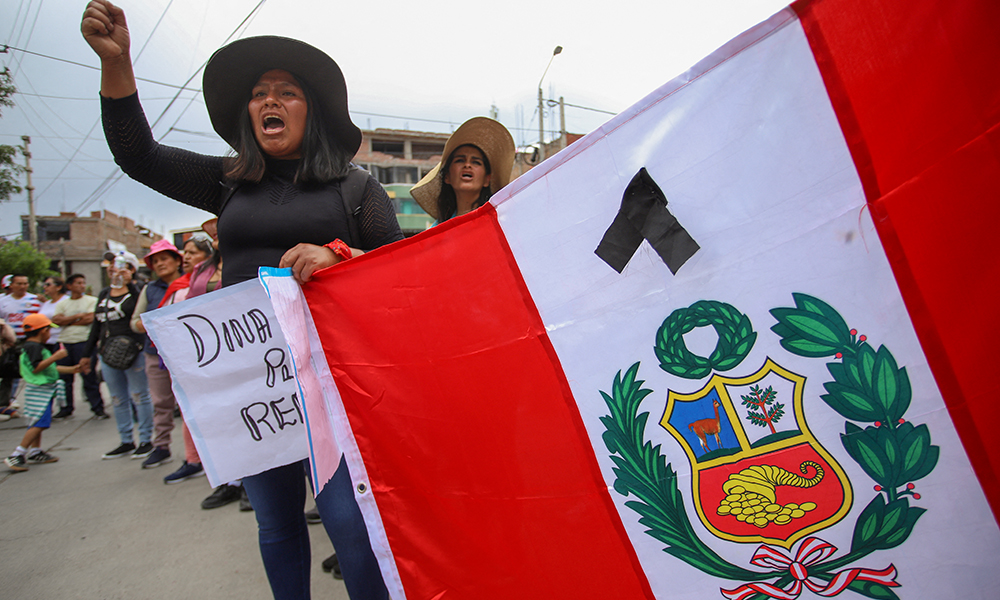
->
[303,209,655,599]
[796,0,1000,519]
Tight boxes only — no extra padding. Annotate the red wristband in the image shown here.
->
[325,239,353,261]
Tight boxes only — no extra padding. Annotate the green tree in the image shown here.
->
[740,384,785,434]
[0,241,55,287]
[0,68,25,202]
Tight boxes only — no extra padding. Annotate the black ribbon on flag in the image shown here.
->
[595,167,699,274]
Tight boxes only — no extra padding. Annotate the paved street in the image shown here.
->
[0,389,349,600]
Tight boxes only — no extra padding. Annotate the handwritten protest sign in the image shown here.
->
[143,278,309,487]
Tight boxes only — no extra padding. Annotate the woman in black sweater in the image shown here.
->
[83,2,401,599]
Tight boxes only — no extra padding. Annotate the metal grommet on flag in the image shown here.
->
[357,482,367,494]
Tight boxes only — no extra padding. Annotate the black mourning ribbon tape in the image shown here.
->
[595,167,700,274]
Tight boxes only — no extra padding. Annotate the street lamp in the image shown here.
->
[538,45,563,164]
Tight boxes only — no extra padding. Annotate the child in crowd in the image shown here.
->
[4,314,80,472]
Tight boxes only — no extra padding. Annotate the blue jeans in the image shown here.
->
[101,353,153,445]
[242,457,388,600]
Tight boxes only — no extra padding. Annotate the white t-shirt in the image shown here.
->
[0,293,41,338]
[39,298,64,344]
[52,294,99,344]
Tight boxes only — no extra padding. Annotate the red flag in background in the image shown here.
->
[275,1,1000,598]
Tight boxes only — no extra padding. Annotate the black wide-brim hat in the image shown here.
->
[203,36,361,155]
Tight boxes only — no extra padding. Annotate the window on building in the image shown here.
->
[392,166,419,184]
[372,166,420,185]
[399,198,419,215]
[22,219,71,241]
[372,166,390,184]
[372,140,404,157]
[411,142,446,160]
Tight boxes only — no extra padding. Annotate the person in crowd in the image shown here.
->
[79,251,155,460]
[410,116,515,223]
[160,234,214,484]
[51,274,107,418]
[0,318,16,420]
[84,2,403,598]
[130,240,185,468]
[1,275,44,338]
[182,235,213,275]
[0,274,42,411]
[38,276,75,419]
[0,320,14,352]
[3,314,79,472]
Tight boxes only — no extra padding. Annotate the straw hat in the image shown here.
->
[411,117,515,221]
[202,36,361,155]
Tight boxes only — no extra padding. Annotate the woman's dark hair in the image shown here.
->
[195,245,223,279]
[224,74,353,185]
[184,236,215,261]
[436,144,492,223]
[45,275,67,295]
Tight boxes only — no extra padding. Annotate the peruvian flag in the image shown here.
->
[265,0,1000,598]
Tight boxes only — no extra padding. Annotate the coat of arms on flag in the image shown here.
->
[602,293,937,597]
[260,0,1000,598]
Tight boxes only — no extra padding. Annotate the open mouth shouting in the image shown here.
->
[262,115,286,134]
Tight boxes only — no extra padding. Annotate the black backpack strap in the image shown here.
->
[340,164,370,248]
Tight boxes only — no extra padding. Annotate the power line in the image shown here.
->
[9,91,190,101]
[36,118,102,202]
[554,100,617,115]
[2,45,201,92]
[72,0,268,215]
[34,158,115,162]
[37,0,189,205]
[6,0,26,44]
[9,0,43,79]
[133,0,176,64]
[12,67,86,137]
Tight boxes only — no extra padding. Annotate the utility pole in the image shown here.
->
[538,88,545,163]
[559,96,566,151]
[22,135,37,249]
[537,45,562,165]
[58,238,66,276]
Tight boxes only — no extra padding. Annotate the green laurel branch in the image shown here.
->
[600,363,767,581]
[601,361,905,599]
[769,293,938,499]
[602,293,934,598]
[767,292,938,587]
[654,300,757,379]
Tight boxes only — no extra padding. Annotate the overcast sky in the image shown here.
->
[1,0,789,239]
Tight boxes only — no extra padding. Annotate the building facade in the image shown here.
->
[22,210,161,290]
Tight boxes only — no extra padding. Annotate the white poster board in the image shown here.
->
[143,278,309,486]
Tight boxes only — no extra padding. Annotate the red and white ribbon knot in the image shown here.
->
[721,537,898,600]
